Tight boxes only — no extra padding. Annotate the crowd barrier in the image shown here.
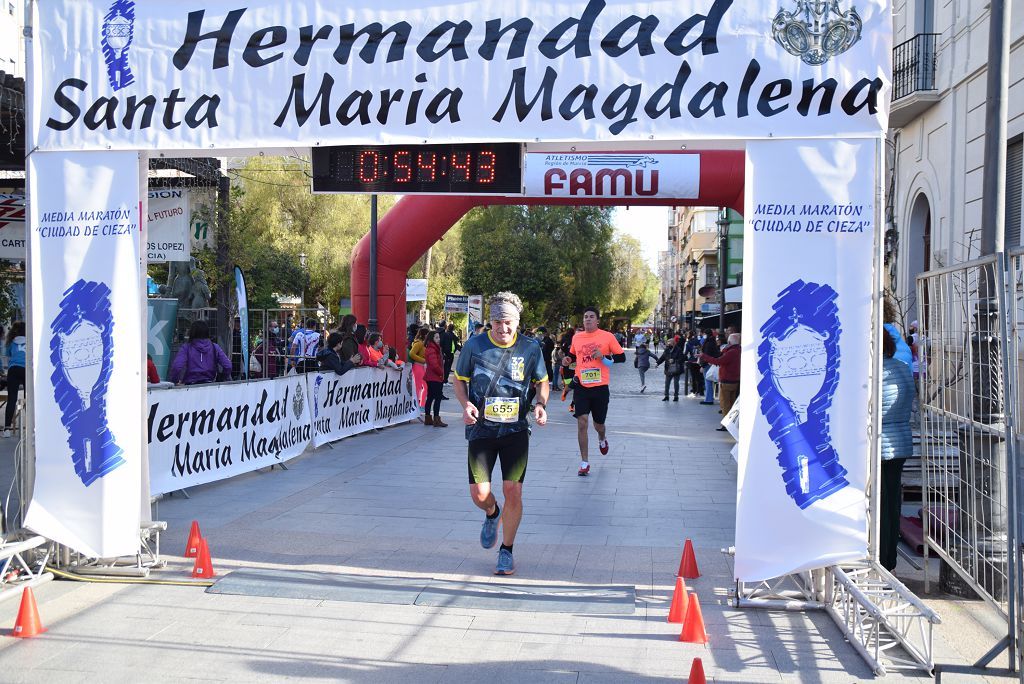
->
[147,364,419,495]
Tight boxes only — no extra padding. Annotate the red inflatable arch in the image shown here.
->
[352,150,745,353]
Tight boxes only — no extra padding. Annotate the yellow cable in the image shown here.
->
[45,566,214,587]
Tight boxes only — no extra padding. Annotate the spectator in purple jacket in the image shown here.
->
[168,320,232,385]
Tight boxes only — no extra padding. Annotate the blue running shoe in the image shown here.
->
[495,548,515,575]
[481,506,500,549]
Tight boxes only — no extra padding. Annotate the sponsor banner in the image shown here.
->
[406,278,428,302]
[31,1,891,152]
[146,189,190,261]
[0,195,26,260]
[735,139,875,582]
[444,294,469,313]
[308,366,419,448]
[147,297,178,379]
[524,153,699,199]
[24,151,143,558]
[147,375,312,495]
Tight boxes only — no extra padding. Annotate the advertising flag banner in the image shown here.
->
[32,1,891,152]
[147,297,178,379]
[735,139,875,581]
[24,151,144,558]
[524,152,699,199]
[234,266,249,379]
[147,375,311,495]
[146,189,191,261]
[309,366,419,447]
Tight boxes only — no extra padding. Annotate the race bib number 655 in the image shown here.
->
[484,397,520,423]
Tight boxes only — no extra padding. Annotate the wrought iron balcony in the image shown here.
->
[893,33,939,101]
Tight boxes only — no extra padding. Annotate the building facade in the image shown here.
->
[0,0,23,78]
[887,1,1024,322]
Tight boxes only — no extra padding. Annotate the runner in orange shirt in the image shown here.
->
[562,306,625,476]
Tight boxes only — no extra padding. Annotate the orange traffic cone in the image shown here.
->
[191,538,215,578]
[679,594,708,644]
[667,576,689,623]
[184,520,202,558]
[677,538,700,579]
[687,657,707,684]
[8,587,45,638]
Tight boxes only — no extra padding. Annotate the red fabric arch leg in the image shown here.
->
[352,150,745,356]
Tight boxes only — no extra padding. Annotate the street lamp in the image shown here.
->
[716,209,730,331]
[298,252,308,310]
[689,257,699,331]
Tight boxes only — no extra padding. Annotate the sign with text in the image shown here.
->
[406,279,428,302]
[735,139,875,582]
[309,366,419,447]
[147,375,312,495]
[0,195,26,260]
[524,152,699,199]
[31,1,891,152]
[24,151,144,558]
[147,189,191,261]
[444,294,469,313]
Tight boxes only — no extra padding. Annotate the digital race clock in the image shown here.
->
[311,143,523,195]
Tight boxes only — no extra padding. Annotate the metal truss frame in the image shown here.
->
[0,534,52,603]
[726,549,939,677]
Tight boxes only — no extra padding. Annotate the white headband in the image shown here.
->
[490,301,521,322]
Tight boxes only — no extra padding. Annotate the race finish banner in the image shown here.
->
[31,0,891,151]
[309,366,419,448]
[147,375,311,495]
[524,152,699,199]
[24,151,144,558]
[735,139,875,581]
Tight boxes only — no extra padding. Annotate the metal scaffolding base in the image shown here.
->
[61,520,168,578]
[726,550,940,677]
[0,534,53,603]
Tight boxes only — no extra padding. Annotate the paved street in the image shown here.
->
[0,352,1017,682]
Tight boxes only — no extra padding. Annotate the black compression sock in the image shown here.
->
[487,503,500,519]
[500,543,513,553]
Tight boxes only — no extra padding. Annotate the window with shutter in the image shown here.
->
[1006,140,1023,249]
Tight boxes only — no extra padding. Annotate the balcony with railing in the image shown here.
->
[890,33,942,128]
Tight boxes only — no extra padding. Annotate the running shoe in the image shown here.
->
[495,548,515,575]
[569,402,575,414]
[561,386,569,401]
[578,462,590,476]
[640,385,646,393]
[480,506,500,549]
[599,439,609,455]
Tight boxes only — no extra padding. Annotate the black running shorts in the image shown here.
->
[468,429,530,484]
[573,384,610,424]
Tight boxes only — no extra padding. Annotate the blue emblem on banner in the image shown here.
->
[50,280,125,487]
[101,0,136,91]
[757,280,848,509]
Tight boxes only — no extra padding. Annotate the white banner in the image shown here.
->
[524,152,699,199]
[309,366,419,447]
[146,189,191,261]
[25,151,143,558]
[31,1,891,151]
[406,278,428,302]
[735,139,875,582]
[0,195,26,260]
[444,294,469,313]
[147,375,312,495]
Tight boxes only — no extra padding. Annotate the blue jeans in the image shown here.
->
[704,378,715,403]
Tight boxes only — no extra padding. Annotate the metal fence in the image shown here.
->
[917,253,1020,666]
[168,307,335,381]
